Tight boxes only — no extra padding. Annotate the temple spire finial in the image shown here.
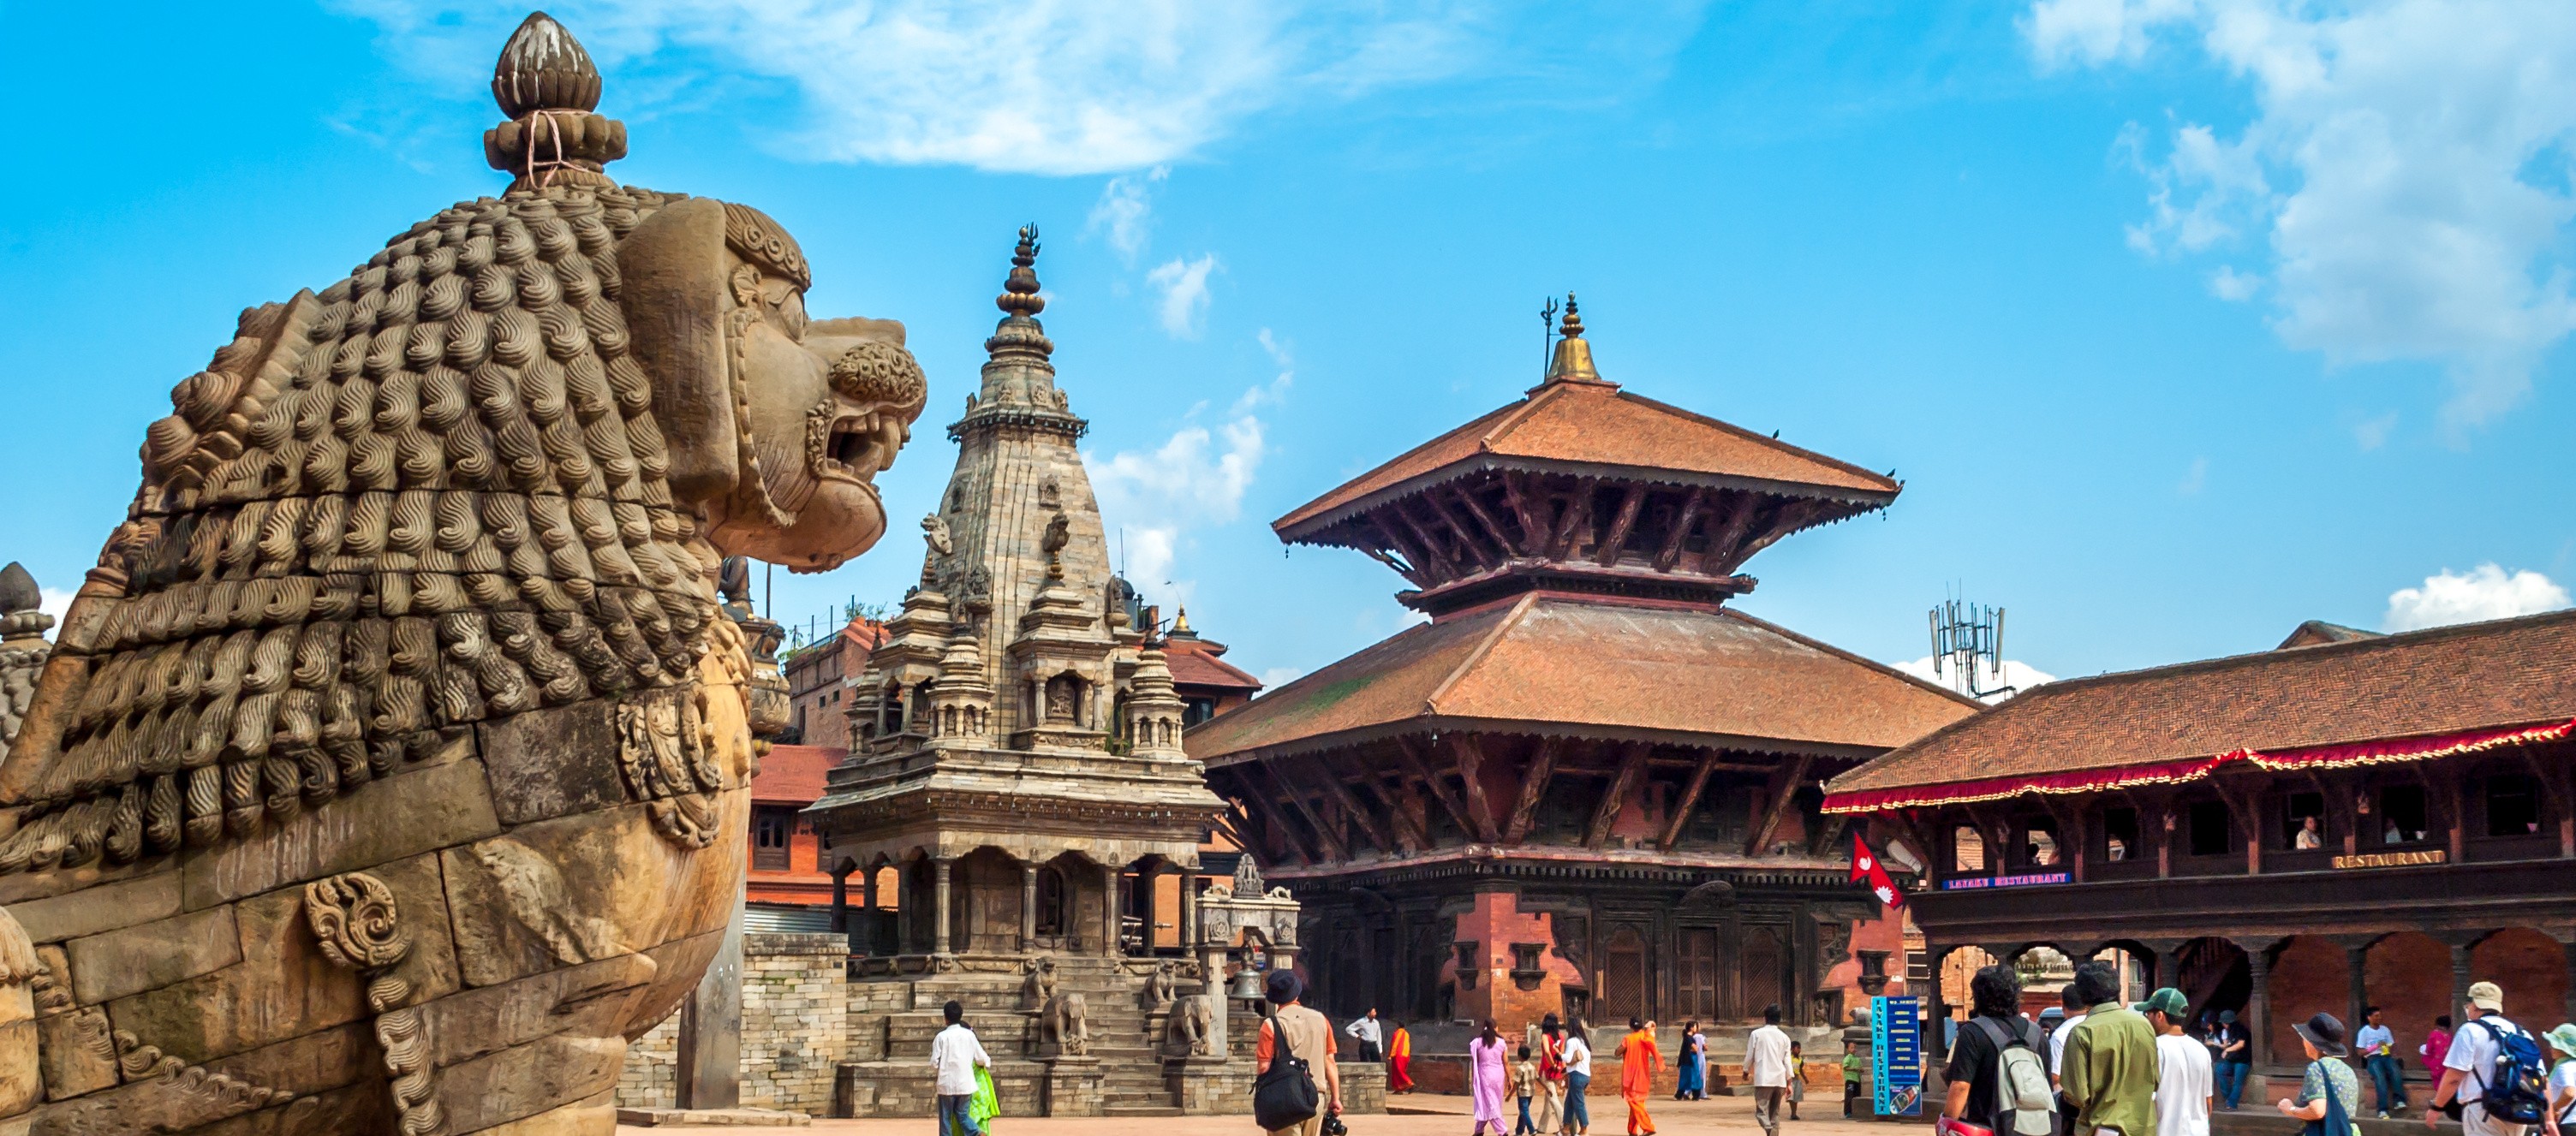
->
[999,224,1046,317]
[483,12,626,188]
[1540,291,1608,387]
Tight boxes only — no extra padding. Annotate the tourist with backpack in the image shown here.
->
[1941,963,2057,1136]
[1255,970,1343,1136]
[2430,981,2546,1136]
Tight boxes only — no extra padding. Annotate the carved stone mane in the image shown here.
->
[0,185,725,874]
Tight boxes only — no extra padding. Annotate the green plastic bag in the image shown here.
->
[969,1065,999,1131]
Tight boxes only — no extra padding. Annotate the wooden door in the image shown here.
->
[1740,925,1786,1019]
[1677,928,1720,1021]
[1601,925,1648,1021]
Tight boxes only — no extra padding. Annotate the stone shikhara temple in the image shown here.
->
[784,231,1357,1118]
[1188,300,1979,1052]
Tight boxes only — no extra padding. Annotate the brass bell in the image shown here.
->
[1227,968,1267,1002]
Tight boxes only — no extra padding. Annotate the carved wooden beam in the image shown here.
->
[1745,752,1815,857]
[1697,492,1760,574]
[1230,782,1297,866]
[1449,735,1504,843]
[1584,742,1652,850]
[1500,472,1551,556]
[1502,737,1561,844]
[1809,809,1853,858]
[1729,498,1823,570]
[1370,749,1432,852]
[1243,759,1339,864]
[1651,487,1708,573]
[1396,735,1481,844]
[1359,517,1432,586]
[1422,491,1499,570]
[1546,479,1595,559]
[1593,485,1648,566]
[1388,501,1458,582]
[1449,485,1518,564]
[1309,752,1396,855]
[1661,749,1720,850]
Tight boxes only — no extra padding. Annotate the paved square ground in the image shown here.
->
[618,1092,1917,1134]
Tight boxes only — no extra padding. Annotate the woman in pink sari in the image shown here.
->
[1470,1020,1511,1135]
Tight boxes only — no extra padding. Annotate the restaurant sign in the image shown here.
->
[2331,849,2447,870]
[1940,870,2072,891]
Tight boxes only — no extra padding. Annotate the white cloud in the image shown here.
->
[2382,563,2572,630]
[1088,166,1169,264]
[1259,666,1307,690]
[39,587,72,641]
[1894,656,2060,704]
[1089,334,1291,611]
[2208,265,2261,300]
[1147,254,1221,338]
[337,2,1709,176]
[2032,0,2576,425]
[2178,455,2209,494]
[2353,410,2398,449]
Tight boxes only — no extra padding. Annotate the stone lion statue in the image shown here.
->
[1146,958,1178,1008]
[0,14,923,1135]
[1043,990,1089,1058]
[1022,955,1058,1011]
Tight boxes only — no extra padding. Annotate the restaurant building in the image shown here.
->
[1822,609,2576,1103]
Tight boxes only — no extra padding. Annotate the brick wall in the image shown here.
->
[619,1012,679,1109]
[2472,928,2567,1026]
[2268,936,2346,1063]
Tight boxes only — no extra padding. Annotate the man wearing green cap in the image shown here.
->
[2139,988,2212,1136]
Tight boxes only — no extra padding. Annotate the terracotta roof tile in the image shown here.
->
[754,743,840,806]
[1274,381,1900,536]
[1165,641,1262,690]
[1185,595,1977,762]
[1826,608,2576,801]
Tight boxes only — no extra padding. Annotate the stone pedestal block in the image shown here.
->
[1040,1056,1103,1117]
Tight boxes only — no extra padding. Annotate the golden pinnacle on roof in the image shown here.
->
[1542,291,1607,386]
[1171,606,1194,636]
[998,223,1046,317]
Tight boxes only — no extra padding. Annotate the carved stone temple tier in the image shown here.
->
[805,229,1242,1119]
[0,13,921,1134]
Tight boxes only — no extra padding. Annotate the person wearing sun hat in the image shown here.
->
[2280,1012,2362,1136]
[2137,988,2212,1136]
[2435,981,2532,1136]
[2540,1024,2576,1136]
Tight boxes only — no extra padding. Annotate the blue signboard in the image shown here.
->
[1939,870,2072,891]
[1873,994,1923,1116]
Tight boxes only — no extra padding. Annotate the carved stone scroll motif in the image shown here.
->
[307,871,444,1136]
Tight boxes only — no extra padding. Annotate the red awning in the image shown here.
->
[1819,717,2575,815]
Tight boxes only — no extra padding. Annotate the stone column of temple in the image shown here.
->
[933,856,956,955]
[1021,862,1041,951]
[1102,863,1122,956]
[677,895,746,1109]
[1137,860,1159,953]
[1178,874,1198,960]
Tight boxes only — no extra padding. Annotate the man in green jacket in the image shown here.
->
[2060,961,2162,1136]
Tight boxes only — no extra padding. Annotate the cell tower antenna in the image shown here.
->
[1927,592,2013,700]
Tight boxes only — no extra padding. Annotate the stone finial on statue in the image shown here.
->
[0,563,49,645]
[483,11,627,188]
[1233,855,1265,897]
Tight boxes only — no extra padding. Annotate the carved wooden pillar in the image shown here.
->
[829,863,851,935]
[1021,861,1040,952]
[932,855,955,955]
[2559,935,2576,1027]
[2248,946,2276,1068]
[2451,941,2475,1023]
[2346,944,2370,1045]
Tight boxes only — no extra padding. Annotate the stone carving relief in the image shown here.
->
[1146,959,1178,1009]
[306,871,442,1135]
[1022,957,1058,1011]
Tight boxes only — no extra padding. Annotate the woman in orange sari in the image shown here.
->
[1386,1022,1415,1093]
[1617,1018,1664,1136]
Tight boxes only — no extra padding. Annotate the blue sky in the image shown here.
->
[5,1,2573,692]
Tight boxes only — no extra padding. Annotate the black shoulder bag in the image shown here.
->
[1255,1009,1323,1131]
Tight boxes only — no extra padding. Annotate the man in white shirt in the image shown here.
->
[2357,1007,2405,1118]
[1749,1003,1796,1136]
[2051,986,2089,1083]
[930,999,992,1136]
[2431,981,2530,1136]
[2140,987,2211,1136]
[1346,1008,1384,1062]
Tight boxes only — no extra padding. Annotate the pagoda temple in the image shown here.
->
[1186,299,1980,1038]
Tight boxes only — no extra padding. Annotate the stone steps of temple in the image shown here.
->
[1104,1104,1184,1118]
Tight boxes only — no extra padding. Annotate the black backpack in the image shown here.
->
[1255,1009,1323,1131]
